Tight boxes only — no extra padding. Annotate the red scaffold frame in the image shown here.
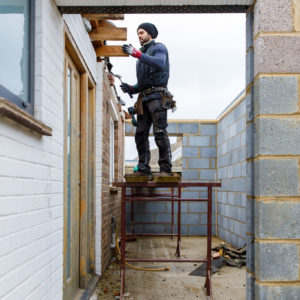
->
[113,181,221,300]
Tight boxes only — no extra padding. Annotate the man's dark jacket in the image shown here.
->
[132,40,169,102]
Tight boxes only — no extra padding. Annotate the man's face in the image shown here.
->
[137,29,152,46]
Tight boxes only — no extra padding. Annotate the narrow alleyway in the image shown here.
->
[93,237,246,300]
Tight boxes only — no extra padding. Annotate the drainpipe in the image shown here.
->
[111,217,117,248]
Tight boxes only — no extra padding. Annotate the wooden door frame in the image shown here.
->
[63,50,81,300]
[64,24,97,293]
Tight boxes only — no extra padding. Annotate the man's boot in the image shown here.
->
[152,171,172,177]
[133,170,151,176]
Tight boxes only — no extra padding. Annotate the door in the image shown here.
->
[63,51,81,300]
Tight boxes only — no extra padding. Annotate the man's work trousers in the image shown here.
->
[135,98,172,174]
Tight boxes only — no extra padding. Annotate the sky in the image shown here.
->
[109,13,246,159]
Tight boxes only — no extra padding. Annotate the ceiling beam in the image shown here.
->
[82,14,124,29]
[95,46,128,57]
[82,14,124,20]
[59,5,249,14]
[89,20,127,41]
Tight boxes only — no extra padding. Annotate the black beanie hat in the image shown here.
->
[137,23,158,39]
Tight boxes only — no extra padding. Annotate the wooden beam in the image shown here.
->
[92,40,103,48]
[95,46,128,57]
[89,19,98,30]
[89,20,127,41]
[81,14,124,20]
[82,15,124,30]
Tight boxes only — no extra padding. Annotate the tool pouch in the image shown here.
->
[160,90,176,112]
[134,94,144,115]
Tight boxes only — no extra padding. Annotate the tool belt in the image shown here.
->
[141,86,168,97]
[134,87,177,116]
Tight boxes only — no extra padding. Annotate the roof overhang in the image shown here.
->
[56,0,253,14]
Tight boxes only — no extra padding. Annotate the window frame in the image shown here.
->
[0,0,35,115]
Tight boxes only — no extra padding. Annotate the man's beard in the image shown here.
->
[140,37,150,46]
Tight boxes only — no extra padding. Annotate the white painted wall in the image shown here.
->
[63,14,97,80]
[0,0,103,298]
[0,0,64,298]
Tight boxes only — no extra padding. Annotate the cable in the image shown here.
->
[115,229,170,272]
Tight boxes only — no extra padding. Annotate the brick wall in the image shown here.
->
[217,92,247,248]
[63,14,97,79]
[101,71,124,273]
[0,1,105,297]
[95,63,104,275]
[0,1,64,298]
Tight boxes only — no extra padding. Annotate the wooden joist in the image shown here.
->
[92,40,103,49]
[89,20,127,41]
[95,46,128,57]
[81,15,127,57]
[82,14,124,30]
[82,14,124,20]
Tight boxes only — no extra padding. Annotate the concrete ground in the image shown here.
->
[93,237,246,300]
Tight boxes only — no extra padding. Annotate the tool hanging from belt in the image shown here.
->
[141,87,177,112]
[130,87,177,119]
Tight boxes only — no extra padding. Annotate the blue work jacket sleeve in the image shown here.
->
[139,43,168,71]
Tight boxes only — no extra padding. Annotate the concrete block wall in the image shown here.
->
[217,93,247,248]
[247,1,300,298]
[125,120,217,236]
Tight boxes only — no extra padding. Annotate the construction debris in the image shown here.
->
[189,242,246,277]
[94,263,121,299]
[189,257,224,277]
[212,242,246,269]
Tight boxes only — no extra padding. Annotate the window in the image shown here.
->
[110,117,115,184]
[0,0,35,114]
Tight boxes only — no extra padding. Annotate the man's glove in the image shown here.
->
[122,44,141,59]
[120,83,133,98]
[120,83,132,94]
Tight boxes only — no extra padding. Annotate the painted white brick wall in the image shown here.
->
[0,0,64,298]
[0,0,102,298]
[63,14,97,81]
